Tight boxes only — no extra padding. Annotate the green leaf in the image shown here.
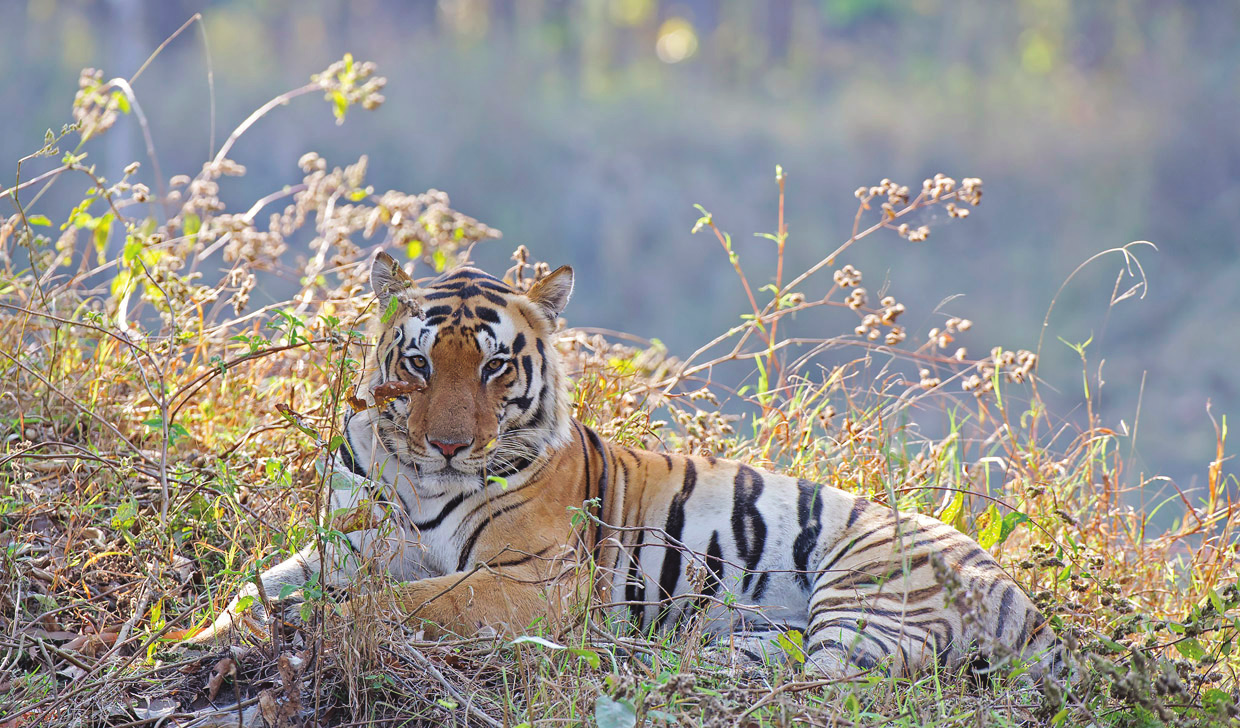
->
[405,239,423,260]
[1204,688,1235,713]
[30,593,58,611]
[235,595,255,612]
[1208,588,1226,616]
[380,295,401,323]
[939,489,965,531]
[436,698,458,710]
[331,90,348,123]
[111,90,131,114]
[843,693,860,715]
[123,234,144,263]
[328,435,345,453]
[510,635,564,650]
[275,406,321,442]
[278,583,300,600]
[977,504,1003,550]
[71,210,96,230]
[112,497,138,530]
[168,423,190,445]
[690,204,712,233]
[143,417,189,445]
[328,475,361,493]
[110,269,132,299]
[183,212,201,240]
[26,214,51,227]
[568,647,601,669]
[1174,638,1207,661]
[998,511,1029,544]
[594,695,636,728]
[776,629,806,664]
[487,475,509,490]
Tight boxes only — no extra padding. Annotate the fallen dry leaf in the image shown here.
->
[258,689,289,728]
[206,657,237,701]
[169,553,196,582]
[64,630,118,657]
[277,652,303,711]
[22,627,79,641]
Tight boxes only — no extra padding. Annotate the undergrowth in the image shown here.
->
[1,23,1238,728]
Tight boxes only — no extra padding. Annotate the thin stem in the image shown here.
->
[103,78,168,220]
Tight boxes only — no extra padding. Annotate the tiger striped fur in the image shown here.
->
[191,252,1067,682]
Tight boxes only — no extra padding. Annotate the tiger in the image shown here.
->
[190,251,1069,682]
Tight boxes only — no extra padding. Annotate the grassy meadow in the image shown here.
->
[1,43,1238,728]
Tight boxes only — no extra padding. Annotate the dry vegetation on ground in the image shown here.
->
[1,39,1238,728]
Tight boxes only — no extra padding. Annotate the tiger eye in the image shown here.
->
[411,355,428,369]
[486,358,505,372]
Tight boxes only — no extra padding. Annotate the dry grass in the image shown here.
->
[0,41,1237,728]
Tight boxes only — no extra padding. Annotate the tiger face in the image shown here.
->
[362,252,574,494]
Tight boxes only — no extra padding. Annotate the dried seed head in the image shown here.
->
[298,152,327,172]
[833,264,862,288]
[880,302,904,325]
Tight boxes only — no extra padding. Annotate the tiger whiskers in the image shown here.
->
[485,428,555,462]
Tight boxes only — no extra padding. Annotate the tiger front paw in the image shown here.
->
[188,586,272,644]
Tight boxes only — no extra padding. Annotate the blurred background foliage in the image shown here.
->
[2,0,1237,498]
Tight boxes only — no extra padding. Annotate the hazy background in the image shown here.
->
[3,0,1237,497]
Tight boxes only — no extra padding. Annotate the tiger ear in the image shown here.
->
[370,251,419,314]
[526,265,574,319]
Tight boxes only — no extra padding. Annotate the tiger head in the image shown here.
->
[361,252,574,491]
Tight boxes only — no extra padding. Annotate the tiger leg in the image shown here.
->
[699,625,798,671]
[804,570,957,678]
[190,527,421,643]
[356,563,575,639]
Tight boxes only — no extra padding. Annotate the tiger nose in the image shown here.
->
[428,438,472,459]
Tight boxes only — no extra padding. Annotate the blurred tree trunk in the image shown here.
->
[767,0,792,61]
[105,0,142,245]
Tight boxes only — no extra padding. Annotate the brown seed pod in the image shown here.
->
[372,380,424,406]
